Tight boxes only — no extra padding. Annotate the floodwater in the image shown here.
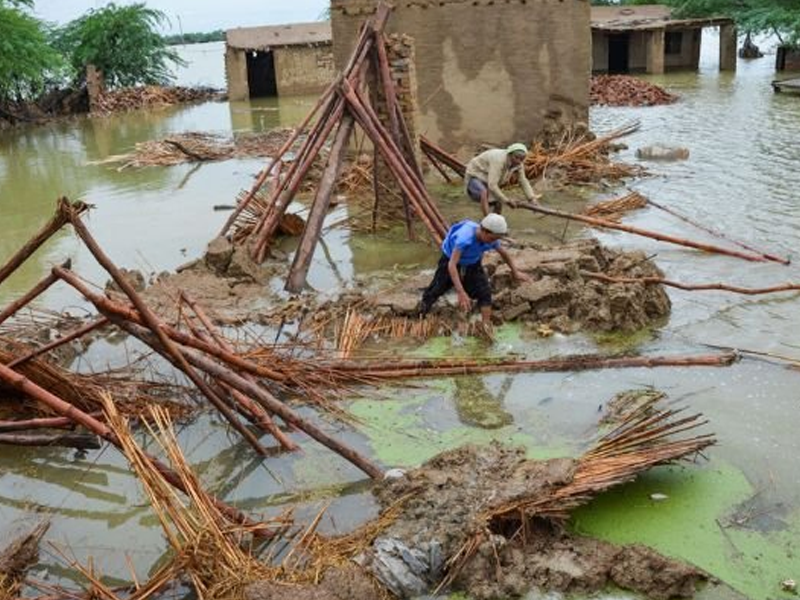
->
[1,34,800,599]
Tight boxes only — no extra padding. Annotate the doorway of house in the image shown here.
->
[246,50,277,97]
[608,34,630,74]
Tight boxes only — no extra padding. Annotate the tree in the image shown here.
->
[0,3,63,102]
[54,3,185,88]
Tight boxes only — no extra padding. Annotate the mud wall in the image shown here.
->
[776,46,800,71]
[275,45,335,96]
[331,0,591,156]
[591,32,609,73]
[225,47,249,102]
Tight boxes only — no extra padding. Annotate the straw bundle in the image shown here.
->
[103,396,288,599]
[442,396,715,587]
[583,191,648,222]
[522,122,643,186]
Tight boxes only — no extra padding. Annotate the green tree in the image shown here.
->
[0,2,63,102]
[55,3,185,88]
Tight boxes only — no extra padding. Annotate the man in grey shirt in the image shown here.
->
[465,142,541,216]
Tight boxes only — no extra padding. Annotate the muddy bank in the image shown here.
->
[245,567,383,600]
[362,443,706,600]
[371,238,671,333]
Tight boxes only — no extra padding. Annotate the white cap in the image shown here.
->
[480,214,508,236]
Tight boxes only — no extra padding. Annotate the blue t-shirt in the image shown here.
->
[441,220,500,266]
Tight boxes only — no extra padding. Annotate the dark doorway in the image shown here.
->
[246,50,277,97]
[608,34,630,74]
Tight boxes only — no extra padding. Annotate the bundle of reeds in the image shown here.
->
[523,122,643,186]
[104,398,285,599]
[442,396,715,587]
[583,190,648,222]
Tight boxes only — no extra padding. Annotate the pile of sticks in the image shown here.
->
[92,85,220,114]
[91,129,296,169]
[591,74,679,107]
[583,190,648,222]
[219,3,448,292]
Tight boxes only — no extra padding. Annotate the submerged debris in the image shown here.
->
[92,129,295,169]
[0,521,49,598]
[92,85,221,114]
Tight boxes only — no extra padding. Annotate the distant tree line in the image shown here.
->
[163,30,225,45]
[590,0,800,47]
[0,1,184,105]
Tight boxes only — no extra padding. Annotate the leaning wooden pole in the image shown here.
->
[61,213,270,456]
[111,317,385,480]
[0,361,271,533]
[180,291,299,451]
[0,259,69,326]
[644,198,791,265]
[517,203,773,263]
[0,199,86,286]
[219,84,338,238]
[581,272,800,295]
[286,114,356,293]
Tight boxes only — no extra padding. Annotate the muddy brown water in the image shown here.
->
[2,35,800,599]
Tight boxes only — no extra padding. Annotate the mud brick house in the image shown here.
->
[330,0,592,155]
[225,22,335,100]
[591,5,736,74]
[776,46,800,72]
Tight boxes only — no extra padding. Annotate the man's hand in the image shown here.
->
[457,290,472,311]
[506,199,519,209]
[512,271,531,284]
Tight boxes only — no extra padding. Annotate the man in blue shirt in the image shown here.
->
[419,214,529,326]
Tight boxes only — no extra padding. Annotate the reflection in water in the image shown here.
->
[453,376,514,429]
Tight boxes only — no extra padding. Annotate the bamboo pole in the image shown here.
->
[0,413,100,433]
[286,114,356,293]
[180,292,299,451]
[517,203,772,263]
[0,361,271,533]
[581,271,800,295]
[60,214,270,456]
[326,352,738,378]
[0,260,69,326]
[7,317,109,369]
[644,198,790,265]
[219,84,338,238]
[420,135,466,178]
[343,85,445,243]
[0,198,86,286]
[109,317,384,480]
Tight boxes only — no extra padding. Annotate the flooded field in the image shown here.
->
[1,35,800,599]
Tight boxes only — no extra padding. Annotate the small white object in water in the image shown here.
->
[781,579,797,593]
[649,493,669,502]
[384,468,407,480]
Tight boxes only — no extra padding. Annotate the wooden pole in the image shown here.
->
[7,317,109,369]
[0,432,101,449]
[326,352,739,378]
[60,215,270,456]
[219,84,338,238]
[110,317,384,480]
[644,198,791,265]
[180,292,299,451]
[517,203,772,263]
[0,414,100,433]
[0,199,86,286]
[581,271,800,295]
[286,114,356,293]
[0,361,271,533]
[0,260,69,326]
[420,135,466,178]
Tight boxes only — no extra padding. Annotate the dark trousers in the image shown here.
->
[421,254,493,311]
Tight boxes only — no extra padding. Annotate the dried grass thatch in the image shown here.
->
[583,190,648,222]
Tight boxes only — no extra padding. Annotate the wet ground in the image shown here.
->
[1,35,800,599]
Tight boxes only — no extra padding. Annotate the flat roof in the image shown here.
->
[226,21,332,50]
[591,5,732,31]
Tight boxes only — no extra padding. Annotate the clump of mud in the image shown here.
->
[370,238,671,333]
[244,566,383,600]
[362,443,706,600]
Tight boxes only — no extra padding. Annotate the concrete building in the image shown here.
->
[330,0,591,155]
[591,5,736,74]
[225,22,335,101]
